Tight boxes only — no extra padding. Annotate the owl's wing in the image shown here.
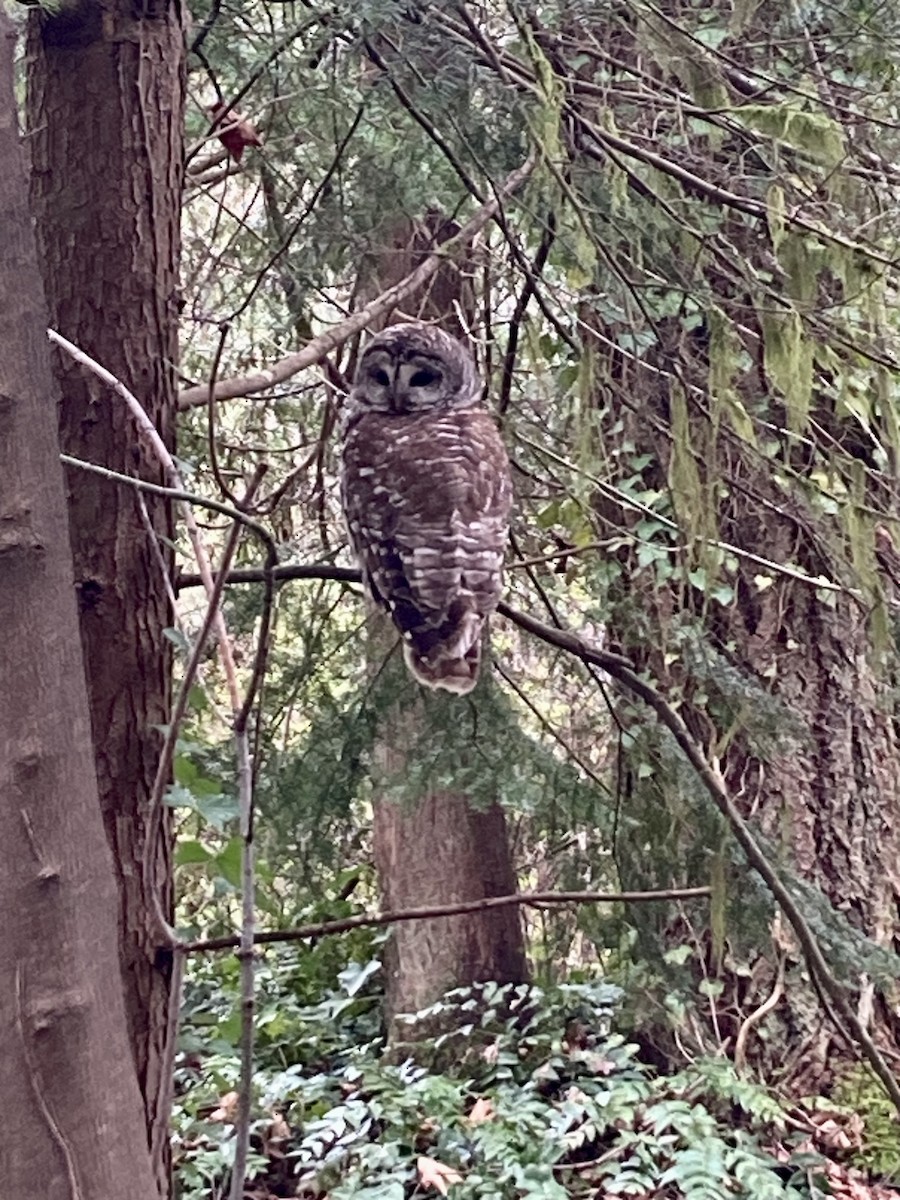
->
[341,410,511,692]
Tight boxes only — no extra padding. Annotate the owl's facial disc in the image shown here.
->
[351,324,481,415]
[394,358,445,411]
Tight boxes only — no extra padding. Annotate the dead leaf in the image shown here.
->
[269,1113,291,1139]
[417,1154,463,1195]
[809,1108,864,1152]
[815,1118,854,1152]
[210,1091,239,1123]
[579,1052,619,1075]
[467,1097,495,1124]
[260,1111,291,1157]
[208,104,264,162]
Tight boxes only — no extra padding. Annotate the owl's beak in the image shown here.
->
[388,384,407,412]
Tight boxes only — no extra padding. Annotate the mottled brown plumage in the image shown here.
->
[340,323,511,694]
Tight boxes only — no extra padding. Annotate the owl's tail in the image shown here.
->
[403,611,484,695]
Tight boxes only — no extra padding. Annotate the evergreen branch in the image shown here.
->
[574,123,898,269]
[226,101,368,326]
[436,5,900,270]
[515,433,856,600]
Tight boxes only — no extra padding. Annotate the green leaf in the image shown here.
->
[163,626,191,653]
[168,781,237,825]
[698,978,725,998]
[175,840,213,866]
[338,959,381,998]
[212,836,243,887]
[172,755,223,796]
[664,944,693,966]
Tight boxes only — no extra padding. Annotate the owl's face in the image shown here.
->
[350,323,481,416]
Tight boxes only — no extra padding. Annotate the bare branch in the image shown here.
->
[177,154,536,409]
[182,887,712,954]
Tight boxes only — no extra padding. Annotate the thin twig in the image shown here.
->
[228,464,274,1200]
[734,953,786,1072]
[230,717,256,1200]
[207,323,238,506]
[48,330,243,674]
[149,949,186,1173]
[143,515,245,944]
[497,211,557,416]
[60,454,275,544]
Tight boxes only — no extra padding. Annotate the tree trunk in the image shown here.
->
[25,0,185,1160]
[0,15,160,1194]
[368,615,527,1033]
[600,373,900,1083]
[580,240,900,1090]
[509,0,900,1087]
[603,437,900,1086]
[375,782,527,1022]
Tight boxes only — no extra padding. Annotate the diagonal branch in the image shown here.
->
[177,154,536,409]
[174,555,900,1112]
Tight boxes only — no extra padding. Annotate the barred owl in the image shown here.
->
[340,322,512,694]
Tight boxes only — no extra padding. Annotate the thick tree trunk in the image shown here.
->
[711,523,900,1086]
[584,306,900,1086]
[536,0,900,1087]
[0,15,159,1194]
[25,0,185,1158]
[374,785,528,1022]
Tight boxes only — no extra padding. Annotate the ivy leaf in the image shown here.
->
[664,944,693,966]
[699,978,725,998]
[338,958,381,997]
[168,784,238,831]
[212,836,243,887]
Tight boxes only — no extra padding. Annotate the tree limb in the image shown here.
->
[177,154,536,409]
[181,887,712,953]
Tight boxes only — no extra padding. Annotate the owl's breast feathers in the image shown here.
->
[341,409,512,694]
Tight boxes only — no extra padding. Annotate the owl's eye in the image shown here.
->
[410,369,440,388]
[370,368,390,386]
